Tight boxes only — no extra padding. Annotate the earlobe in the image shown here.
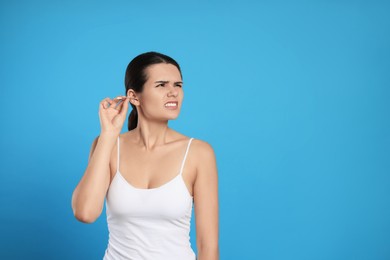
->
[127,90,139,104]
[129,96,139,105]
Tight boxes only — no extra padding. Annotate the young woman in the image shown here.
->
[71,52,219,260]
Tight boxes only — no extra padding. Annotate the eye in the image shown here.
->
[156,83,165,87]
[175,84,183,88]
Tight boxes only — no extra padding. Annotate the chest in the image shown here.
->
[106,171,193,219]
[109,139,196,195]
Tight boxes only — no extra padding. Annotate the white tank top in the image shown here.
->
[103,136,196,260]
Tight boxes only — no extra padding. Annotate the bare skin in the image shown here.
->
[72,63,219,259]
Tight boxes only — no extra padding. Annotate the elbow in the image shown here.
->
[72,199,100,224]
[71,192,100,223]
[73,208,98,224]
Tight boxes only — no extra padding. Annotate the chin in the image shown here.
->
[167,115,180,120]
[165,112,180,121]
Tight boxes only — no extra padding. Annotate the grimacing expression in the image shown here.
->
[131,63,183,121]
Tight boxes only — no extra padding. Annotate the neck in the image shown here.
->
[133,118,169,150]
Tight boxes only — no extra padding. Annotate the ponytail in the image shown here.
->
[128,108,138,131]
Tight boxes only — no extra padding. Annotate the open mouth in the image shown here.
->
[164,102,178,109]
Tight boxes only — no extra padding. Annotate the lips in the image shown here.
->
[164,101,178,109]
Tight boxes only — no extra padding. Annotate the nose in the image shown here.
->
[167,84,178,97]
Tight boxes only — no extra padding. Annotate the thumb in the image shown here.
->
[119,97,130,117]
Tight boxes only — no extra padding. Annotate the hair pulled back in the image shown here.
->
[125,51,182,131]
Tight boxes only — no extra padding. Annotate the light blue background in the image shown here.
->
[1,1,389,259]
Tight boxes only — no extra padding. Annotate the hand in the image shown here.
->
[98,96,130,136]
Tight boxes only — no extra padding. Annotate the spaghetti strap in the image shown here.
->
[179,138,194,176]
[117,136,120,172]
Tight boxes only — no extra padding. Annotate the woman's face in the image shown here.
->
[136,63,183,121]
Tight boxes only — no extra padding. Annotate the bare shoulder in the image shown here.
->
[191,138,214,151]
[190,138,216,164]
[191,138,218,189]
[166,129,216,164]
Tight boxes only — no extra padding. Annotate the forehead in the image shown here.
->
[145,63,182,81]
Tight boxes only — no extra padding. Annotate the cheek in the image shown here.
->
[176,87,183,96]
[139,92,164,112]
[141,89,160,102]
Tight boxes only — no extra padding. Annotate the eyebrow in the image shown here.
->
[154,80,183,84]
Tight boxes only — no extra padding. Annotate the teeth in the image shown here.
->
[165,103,177,107]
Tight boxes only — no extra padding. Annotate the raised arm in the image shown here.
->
[71,96,130,223]
[71,133,116,223]
[193,140,219,260]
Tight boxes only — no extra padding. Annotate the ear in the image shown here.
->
[127,89,140,106]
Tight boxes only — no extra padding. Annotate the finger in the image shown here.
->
[100,97,112,109]
[116,96,128,112]
[119,96,130,117]
[112,96,127,110]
